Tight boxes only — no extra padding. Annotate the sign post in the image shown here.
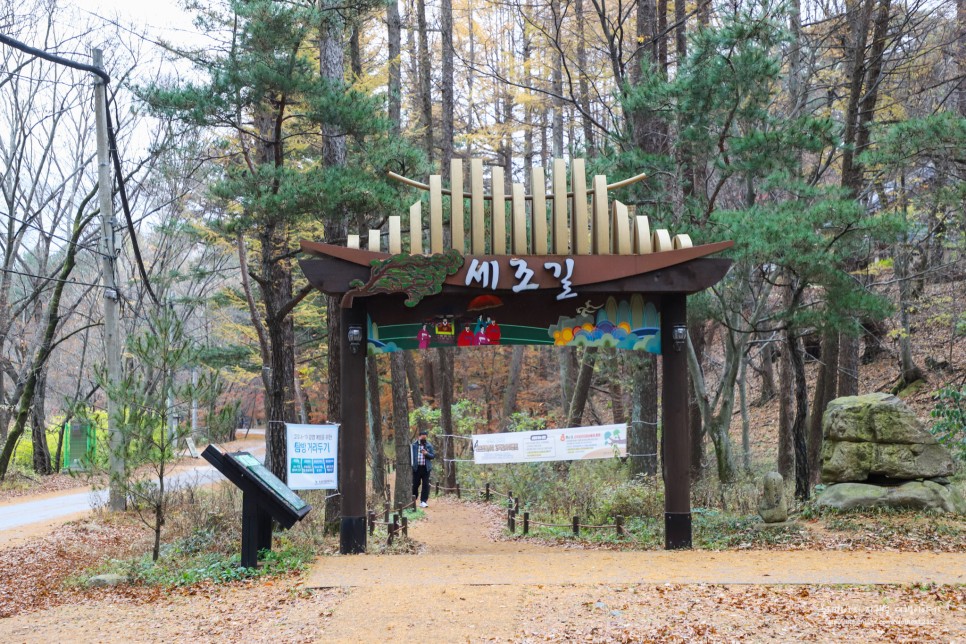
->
[202,445,312,567]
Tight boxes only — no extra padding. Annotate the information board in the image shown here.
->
[286,423,339,490]
[472,424,627,464]
[232,452,309,512]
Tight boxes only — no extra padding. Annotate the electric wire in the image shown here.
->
[0,265,108,290]
[0,31,161,307]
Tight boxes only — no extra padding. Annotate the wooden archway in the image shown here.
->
[300,159,732,554]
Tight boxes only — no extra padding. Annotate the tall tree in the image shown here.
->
[143,0,408,479]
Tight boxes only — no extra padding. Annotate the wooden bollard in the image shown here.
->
[523,511,530,535]
[485,483,490,501]
[508,510,516,533]
[402,515,408,538]
[397,502,403,517]
[456,483,461,499]
[435,481,440,496]
[572,516,579,536]
[514,496,520,512]
[616,515,624,537]
[368,510,375,536]
[388,517,398,545]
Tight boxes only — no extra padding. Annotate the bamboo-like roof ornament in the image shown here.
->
[345,158,697,257]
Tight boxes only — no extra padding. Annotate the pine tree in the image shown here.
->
[141,0,423,479]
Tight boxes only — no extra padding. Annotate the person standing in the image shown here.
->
[411,429,436,507]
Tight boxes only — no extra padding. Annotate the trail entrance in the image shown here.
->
[300,157,733,553]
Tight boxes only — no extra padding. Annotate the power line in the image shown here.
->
[0,31,161,308]
[0,265,107,290]
[1,213,106,257]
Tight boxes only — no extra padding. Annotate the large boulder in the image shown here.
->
[821,393,955,483]
[816,481,966,514]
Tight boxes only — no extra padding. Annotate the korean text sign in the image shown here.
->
[286,423,339,490]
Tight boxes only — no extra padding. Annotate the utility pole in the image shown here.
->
[93,49,124,511]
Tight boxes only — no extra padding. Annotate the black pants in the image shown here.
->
[412,465,430,502]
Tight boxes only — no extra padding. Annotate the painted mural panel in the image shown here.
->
[366,294,660,355]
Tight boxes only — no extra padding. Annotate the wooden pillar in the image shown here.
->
[661,293,691,549]
[340,303,368,554]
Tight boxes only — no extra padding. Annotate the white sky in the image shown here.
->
[68,0,200,43]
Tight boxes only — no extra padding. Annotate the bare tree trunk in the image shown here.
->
[390,352,412,508]
[440,0,454,170]
[567,348,598,427]
[605,350,625,424]
[551,0,564,156]
[440,348,456,489]
[739,356,751,473]
[0,372,7,443]
[896,174,925,387]
[688,323,706,481]
[808,331,838,483]
[959,0,966,117]
[502,346,525,428]
[558,349,576,419]
[416,0,433,163]
[790,329,810,500]
[31,374,52,475]
[404,352,424,410]
[628,353,659,478]
[778,314,795,479]
[575,0,594,155]
[318,4,351,522]
[757,341,777,404]
[387,0,401,135]
[367,355,386,502]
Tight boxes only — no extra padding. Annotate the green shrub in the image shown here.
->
[931,385,966,462]
[596,478,664,521]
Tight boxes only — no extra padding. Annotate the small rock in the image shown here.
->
[758,471,788,523]
[88,573,127,588]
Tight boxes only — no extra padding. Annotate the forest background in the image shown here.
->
[0,0,964,521]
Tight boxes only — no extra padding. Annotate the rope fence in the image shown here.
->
[367,471,645,545]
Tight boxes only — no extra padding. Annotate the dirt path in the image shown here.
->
[1,497,964,643]
[304,497,966,642]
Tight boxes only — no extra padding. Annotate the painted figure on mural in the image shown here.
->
[417,324,432,349]
[435,318,453,336]
[484,317,501,345]
[458,324,475,347]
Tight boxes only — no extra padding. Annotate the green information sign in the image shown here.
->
[234,453,308,512]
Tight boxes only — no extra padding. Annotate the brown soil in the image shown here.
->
[4,497,962,643]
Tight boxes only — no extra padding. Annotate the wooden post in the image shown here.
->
[508,510,515,533]
[523,511,530,535]
[368,510,375,536]
[456,483,461,499]
[401,515,408,538]
[435,481,439,496]
[383,503,389,523]
[514,496,520,513]
[572,516,579,537]
[662,292,692,548]
[485,483,490,501]
[340,303,368,554]
[616,515,624,537]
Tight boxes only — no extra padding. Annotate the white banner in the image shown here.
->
[286,423,339,490]
[472,424,627,464]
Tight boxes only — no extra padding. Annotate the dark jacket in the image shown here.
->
[411,439,436,472]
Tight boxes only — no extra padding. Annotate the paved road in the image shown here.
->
[0,442,266,533]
